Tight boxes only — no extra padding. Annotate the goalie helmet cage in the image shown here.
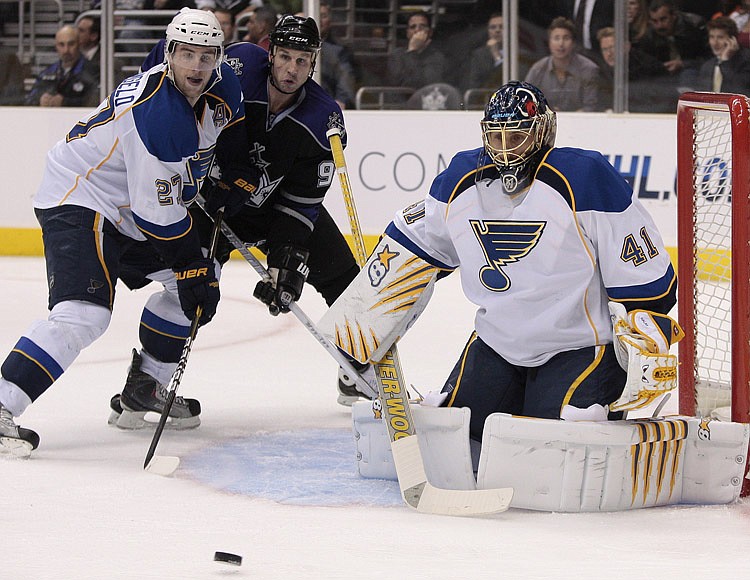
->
[677,92,750,495]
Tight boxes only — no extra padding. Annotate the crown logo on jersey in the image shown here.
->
[225,56,243,76]
[327,112,345,136]
[421,86,449,111]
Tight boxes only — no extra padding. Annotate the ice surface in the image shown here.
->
[2,257,749,580]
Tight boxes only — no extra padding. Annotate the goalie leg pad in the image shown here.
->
[476,414,749,511]
[319,235,438,364]
[352,401,477,490]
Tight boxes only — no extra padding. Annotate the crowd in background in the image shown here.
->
[1,0,749,112]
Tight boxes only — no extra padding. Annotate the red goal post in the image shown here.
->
[677,92,750,434]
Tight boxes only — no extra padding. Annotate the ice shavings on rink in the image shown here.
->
[181,427,402,507]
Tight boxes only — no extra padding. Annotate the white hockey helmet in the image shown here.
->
[165,8,224,75]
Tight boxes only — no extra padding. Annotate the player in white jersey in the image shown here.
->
[0,8,245,456]
[382,81,677,440]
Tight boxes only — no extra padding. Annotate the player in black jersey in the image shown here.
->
[108,15,373,430]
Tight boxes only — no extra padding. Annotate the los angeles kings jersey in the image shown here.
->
[221,42,346,243]
[34,62,244,260]
[387,146,677,367]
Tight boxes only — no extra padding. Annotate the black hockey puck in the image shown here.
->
[214,551,242,566]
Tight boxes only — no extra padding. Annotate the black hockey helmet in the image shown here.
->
[480,81,556,194]
[270,15,321,52]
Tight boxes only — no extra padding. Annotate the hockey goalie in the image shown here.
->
[319,81,749,511]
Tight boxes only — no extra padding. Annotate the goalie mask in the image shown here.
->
[269,14,321,88]
[164,8,224,91]
[480,81,556,194]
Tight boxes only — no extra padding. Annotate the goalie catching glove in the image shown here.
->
[254,244,310,314]
[608,301,684,412]
[204,165,262,217]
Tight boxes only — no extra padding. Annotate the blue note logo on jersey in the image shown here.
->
[183,146,216,203]
[470,220,546,291]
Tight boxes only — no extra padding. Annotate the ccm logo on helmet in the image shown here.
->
[288,35,308,43]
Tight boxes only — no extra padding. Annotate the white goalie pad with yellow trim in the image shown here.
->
[353,403,749,512]
[319,235,439,364]
[352,401,478,490]
[608,301,684,411]
[478,414,748,511]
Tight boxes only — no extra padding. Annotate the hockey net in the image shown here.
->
[677,93,750,437]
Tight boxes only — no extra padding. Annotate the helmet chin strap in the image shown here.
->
[267,49,316,95]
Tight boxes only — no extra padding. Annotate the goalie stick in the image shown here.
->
[144,208,225,476]
[327,128,513,516]
[198,198,510,514]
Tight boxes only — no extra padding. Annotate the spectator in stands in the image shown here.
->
[213,7,237,45]
[713,2,742,19]
[563,0,615,57]
[465,12,504,91]
[315,0,357,109]
[638,0,710,92]
[594,26,669,112]
[525,16,600,111]
[0,46,24,106]
[243,5,276,50]
[730,1,750,47]
[76,14,100,65]
[25,25,99,108]
[387,12,446,90]
[697,16,750,95]
[628,0,650,46]
[75,13,100,86]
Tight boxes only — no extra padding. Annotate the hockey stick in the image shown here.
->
[193,196,378,399]
[144,208,225,476]
[326,128,513,515]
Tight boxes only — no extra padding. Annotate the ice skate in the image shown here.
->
[337,362,376,407]
[108,349,201,430]
[0,404,40,458]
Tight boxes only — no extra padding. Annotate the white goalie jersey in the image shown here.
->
[33,62,243,244]
[386,146,676,367]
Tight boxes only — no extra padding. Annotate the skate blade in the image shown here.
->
[113,410,200,431]
[0,436,34,458]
